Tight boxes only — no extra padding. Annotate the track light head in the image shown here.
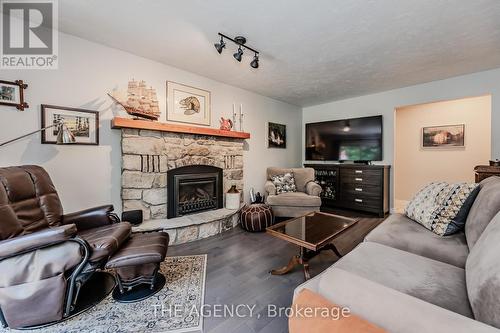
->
[214,38,226,54]
[233,47,243,62]
[250,53,259,68]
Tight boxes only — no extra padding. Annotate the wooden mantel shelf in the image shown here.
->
[111,117,250,139]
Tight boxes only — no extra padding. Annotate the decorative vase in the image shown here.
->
[225,185,240,209]
[219,117,233,131]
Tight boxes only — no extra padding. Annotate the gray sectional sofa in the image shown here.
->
[294,176,500,332]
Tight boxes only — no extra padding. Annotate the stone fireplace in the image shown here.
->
[167,165,223,218]
[118,126,245,243]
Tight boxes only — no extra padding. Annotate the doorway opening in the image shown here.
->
[394,95,491,212]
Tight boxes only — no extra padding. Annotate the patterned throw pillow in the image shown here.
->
[405,182,479,236]
[271,173,297,194]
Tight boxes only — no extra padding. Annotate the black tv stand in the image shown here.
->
[305,163,390,217]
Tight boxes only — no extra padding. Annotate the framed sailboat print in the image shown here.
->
[41,105,99,145]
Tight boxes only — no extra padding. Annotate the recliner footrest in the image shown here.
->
[105,232,169,302]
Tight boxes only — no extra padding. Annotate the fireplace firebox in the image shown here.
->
[167,165,223,218]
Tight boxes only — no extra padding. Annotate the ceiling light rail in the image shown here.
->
[214,33,259,69]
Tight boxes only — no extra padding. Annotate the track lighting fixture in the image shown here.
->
[233,46,243,62]
[250,53,259,68]
[214,33,260,69]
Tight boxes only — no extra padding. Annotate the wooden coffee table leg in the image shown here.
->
[302,258,311,280]
[270,247,314,280]
[270,255,301,275]
[323,243,343,258]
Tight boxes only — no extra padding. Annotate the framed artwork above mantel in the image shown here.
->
[167,81,211,126]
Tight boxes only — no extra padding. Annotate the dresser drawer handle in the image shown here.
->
[355,178,363,181]
[354,198,363,203]
[355,170,363,174]
[355,188,363,192]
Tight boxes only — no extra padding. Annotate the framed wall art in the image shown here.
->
[267,122,286,149]
[422,124,465,149]
[167,81,211,126]
[41,104,99,145]
[0,80,28,110]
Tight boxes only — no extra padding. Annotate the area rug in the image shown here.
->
[5,255,207,333]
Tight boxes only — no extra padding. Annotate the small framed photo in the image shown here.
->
[0,80,28,110]
[167,81,211,126]
[422,124,465,149]
[267,122,287,149]
[41,105,99,145]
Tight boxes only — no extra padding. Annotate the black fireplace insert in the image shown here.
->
[167,165,223,218]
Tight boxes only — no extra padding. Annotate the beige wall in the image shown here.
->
[394,95,491,208]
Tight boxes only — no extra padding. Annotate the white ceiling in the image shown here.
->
[58,0,500,107]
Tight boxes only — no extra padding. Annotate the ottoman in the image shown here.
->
[105,231,169,302]
[240,203,274,232]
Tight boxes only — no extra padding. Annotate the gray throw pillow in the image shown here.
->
[405,182,479,236]
[271,173,297,195]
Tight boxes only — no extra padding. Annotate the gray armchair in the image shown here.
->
[265,167,322,217]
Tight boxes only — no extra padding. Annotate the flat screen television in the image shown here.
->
[305,115,383,161]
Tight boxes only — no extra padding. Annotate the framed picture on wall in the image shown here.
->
[422,124,465,149]
[166,81,211,126]
[41,105,99,145]
[267,122,287,149]
[0,80,28,110]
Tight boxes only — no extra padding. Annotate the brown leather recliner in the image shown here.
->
[0,165,133,329]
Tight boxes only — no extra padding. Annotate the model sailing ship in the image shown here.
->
[108,79,160,120]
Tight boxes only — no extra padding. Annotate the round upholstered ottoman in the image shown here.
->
[240,204,274,232]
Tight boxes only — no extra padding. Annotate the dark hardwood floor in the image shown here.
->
[168,210,386,333]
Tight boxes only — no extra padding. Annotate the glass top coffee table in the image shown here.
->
[266,211,358,280]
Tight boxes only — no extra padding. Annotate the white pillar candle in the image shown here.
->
[239,103,244,131]
[232,103,237,126]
